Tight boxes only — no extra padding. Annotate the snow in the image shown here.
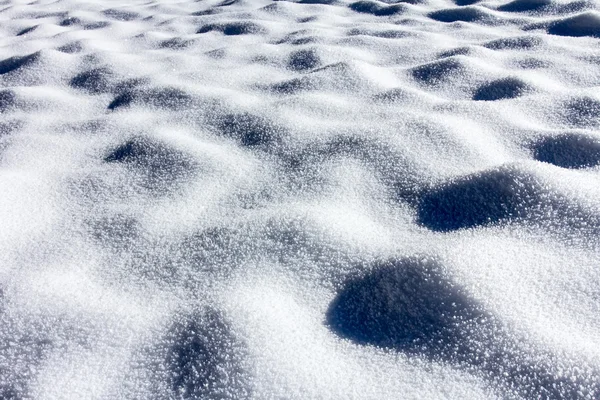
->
[0,0,599,398]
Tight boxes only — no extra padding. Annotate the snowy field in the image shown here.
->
[1,0,600,398]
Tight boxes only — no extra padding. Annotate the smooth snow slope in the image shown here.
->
[1,0,600,398]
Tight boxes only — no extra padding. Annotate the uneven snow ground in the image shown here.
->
[1,0,600,398]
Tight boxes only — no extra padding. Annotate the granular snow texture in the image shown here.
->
[1,0,600,399]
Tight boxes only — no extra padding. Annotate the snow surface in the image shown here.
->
[1,0,600,398]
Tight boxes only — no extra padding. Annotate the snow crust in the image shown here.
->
[1,0,600,398]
